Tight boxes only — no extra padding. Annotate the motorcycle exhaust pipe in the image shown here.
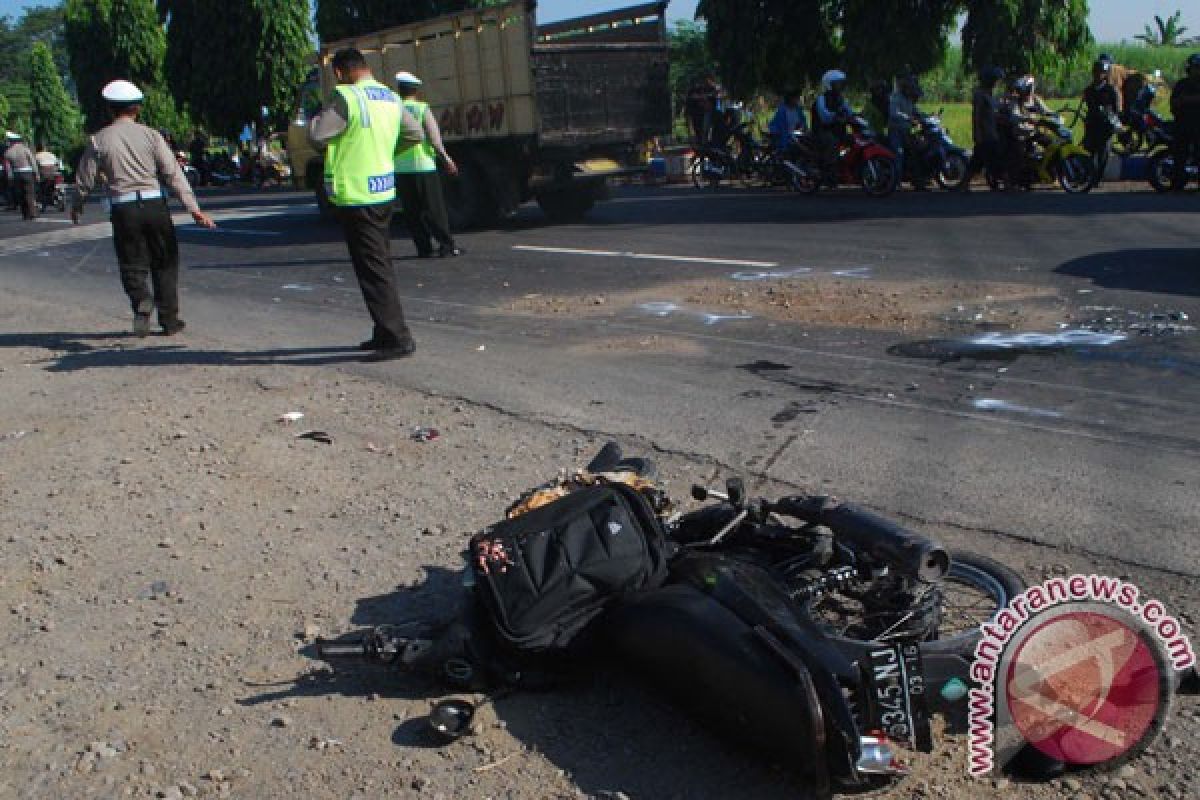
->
[819,504,950,582]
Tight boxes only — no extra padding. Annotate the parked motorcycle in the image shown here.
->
[989,111,1095,193]
[1113,79,1172,156]
[907,109,970,191]
[37,170,66,213]
[316,442,1028,793]
[1148,145,1199,192]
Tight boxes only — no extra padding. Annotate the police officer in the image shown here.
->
[1082,57,1120,183]
[393,71,462,258]
[72,80,215,336]
[308,48,419,361]
[1169,53,1200,191]
[4,131,37,220]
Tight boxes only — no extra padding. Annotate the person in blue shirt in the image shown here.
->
[812,70,853,182]
[768,91,808,153]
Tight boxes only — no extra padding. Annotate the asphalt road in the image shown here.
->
[3,183,1197,575]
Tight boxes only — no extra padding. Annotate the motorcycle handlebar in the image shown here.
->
[770,496,949,583]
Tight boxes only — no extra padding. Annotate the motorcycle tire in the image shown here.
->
[860,156,897,197]
[1147,150,1174,193]
[1057,154,1095,194]
[935,152,970,191]
[803,548,1025,660]
[690,155,723,190]
[785,162,819,195]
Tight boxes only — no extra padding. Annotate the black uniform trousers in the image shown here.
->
[1171,127,1200,191]
[397,171,455,256]
[338,203,414,348]
[111,197,181,324]
[15,173,36,220]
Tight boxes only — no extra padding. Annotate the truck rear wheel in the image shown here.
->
[442,160,496,231]
[536,187,596,222]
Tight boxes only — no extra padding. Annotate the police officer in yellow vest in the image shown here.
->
[394,71,462,258]
[309,48,424,361]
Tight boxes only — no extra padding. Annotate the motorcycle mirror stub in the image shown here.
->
[428,698,476,741]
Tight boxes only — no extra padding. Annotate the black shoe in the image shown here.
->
[161,319,186,336]
[438,245,463,258]
[358,338,385,351]
[363,341,416,362]
[133,313,151,338]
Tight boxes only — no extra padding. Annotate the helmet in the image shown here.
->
[1092,58,1111,73]
[1012,75,1035,95]
[394,71,422,87]
[1188,53,1200,69]
[101,79,144,105]
[821,69,847,91]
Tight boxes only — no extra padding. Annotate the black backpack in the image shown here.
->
[469,483,671,656]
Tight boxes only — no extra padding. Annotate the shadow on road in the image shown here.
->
[0,332,366,370]
[1055,248,1200,297]
[238,565,809,798]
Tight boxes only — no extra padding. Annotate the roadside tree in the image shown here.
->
[28,40,80,152]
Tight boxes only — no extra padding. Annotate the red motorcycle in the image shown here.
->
[786,115,899,197]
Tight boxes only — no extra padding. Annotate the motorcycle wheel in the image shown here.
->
[1111,129,1144,157]
[784,161,819,194]
[690,155,723,190]
[935,152,969,191]
[860,156,897,197]
[1057,154,1095,194]
[802,548,1025,659]
[1147,150,1174,193]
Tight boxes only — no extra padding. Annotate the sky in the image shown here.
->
[0,0,1193,43]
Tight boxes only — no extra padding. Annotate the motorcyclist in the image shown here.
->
[768,90,808,154]
[1169,53,1200,191]
[889,74,927,190]
[1003,75,1049,185]
[966,66,1005,189]
[1082,57,1121,183]
[812,69,853,183]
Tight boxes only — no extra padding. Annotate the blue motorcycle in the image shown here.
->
[908,109,970,191]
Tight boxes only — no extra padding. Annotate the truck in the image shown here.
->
[287,0,671,227]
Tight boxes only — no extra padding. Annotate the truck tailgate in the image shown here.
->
[533,43,670,147]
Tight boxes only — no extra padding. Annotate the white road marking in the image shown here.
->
[181,226,282,236]
[33,217,73,224]
[513,244,778,269]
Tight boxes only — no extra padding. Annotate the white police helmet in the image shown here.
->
[821,70,847,91]
[394,71,422,87]
[101,80,145,105]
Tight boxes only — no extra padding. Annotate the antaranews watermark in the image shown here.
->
[967,574,1195,777]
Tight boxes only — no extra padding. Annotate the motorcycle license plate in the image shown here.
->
[864,643,933,752]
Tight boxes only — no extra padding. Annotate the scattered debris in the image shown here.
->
[411,427,440,443]
[295,431,333,444]
[972,398,1064,419]
[476,345,486,351]
[277,412,305,424]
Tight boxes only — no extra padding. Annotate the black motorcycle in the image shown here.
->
[316,442,1034,793]
[907,109,970,190]
[37,170,66,213]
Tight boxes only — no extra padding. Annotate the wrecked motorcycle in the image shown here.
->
[317,443,1027,795]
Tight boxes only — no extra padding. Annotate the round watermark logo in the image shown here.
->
[1003,606,1171,767]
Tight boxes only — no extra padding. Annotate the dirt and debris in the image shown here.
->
[507,277,1069,334]
[0,293,1196,800]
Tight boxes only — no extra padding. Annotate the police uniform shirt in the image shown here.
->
[74,118,200,213]
[4,142,36,173]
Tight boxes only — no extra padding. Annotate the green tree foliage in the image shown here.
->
[1135,11,1189,47]
[28,40,80,151]
[697,0,1093,96]
[0,5,69,126]
[961,0,1092,76]
[668,20,714,106]
[314,0,508,42]
[64,0,169,130]
[840,0,962,82]
[695,0,836,97]
[159,0,312,137]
